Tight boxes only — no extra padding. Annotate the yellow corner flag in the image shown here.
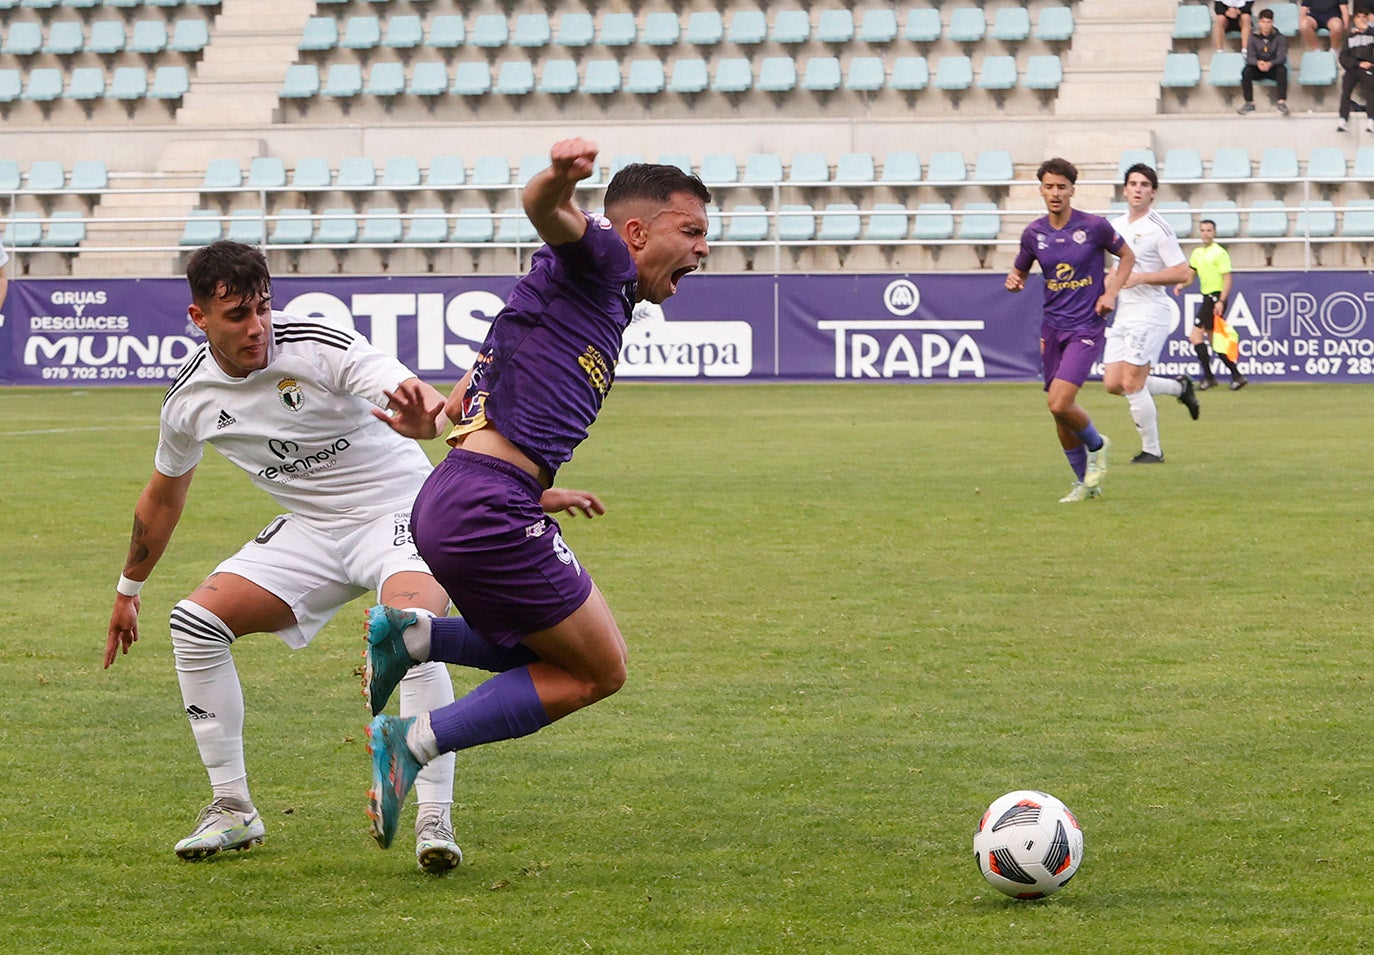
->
[1213,316,1240,363]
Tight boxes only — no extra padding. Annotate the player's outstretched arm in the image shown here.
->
[1097,243,1136,315]
[373,376,448,440]
[104,468,194,669]
[523,137,598,248]
[540,487,606,519]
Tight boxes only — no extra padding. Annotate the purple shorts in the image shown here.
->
[410,448,594,648]
[1041,324,1104,390]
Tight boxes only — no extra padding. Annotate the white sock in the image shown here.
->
[405,710,442,764]
[398,650,454,804]
[401,608,433,662]
[1146,375,1182,397]
[170,600,250,795]
[1125,387,1161,456]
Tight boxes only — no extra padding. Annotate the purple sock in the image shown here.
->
[1075,421,1103,452]
[430,667,551,754]
[1065,446,1087,481]
[430,616,537,672]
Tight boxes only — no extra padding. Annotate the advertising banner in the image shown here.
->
[3,271,1372,385]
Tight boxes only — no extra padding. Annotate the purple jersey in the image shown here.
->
[450,213,637,477]
[1013,209,1125,334]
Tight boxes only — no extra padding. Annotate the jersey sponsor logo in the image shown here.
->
[1047,263,1094,294]
[577,344,613,399]
[525,519,549,538]
[277,376,305,411]
[392,515,414,548]
[258,437,352,483]
[551,531,582,575]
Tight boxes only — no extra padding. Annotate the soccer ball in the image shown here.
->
[973,790,1083,900]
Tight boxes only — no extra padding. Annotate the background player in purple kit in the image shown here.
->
[1006,157,1135,504]
[361,137,711,853]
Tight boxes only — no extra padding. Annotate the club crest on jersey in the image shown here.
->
[1073,229,1088,244]
[277,376,305,411]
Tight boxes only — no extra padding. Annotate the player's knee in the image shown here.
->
[169,599,236,670]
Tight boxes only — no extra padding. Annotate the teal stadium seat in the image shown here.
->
[0,70,18,105]
[728,10,767,45]
[598,13,636,47]
[281,64,320,99]
[927,151,968,183]
[0,160,23,191]
[248,157,287,189]
[203,158,242,189]
[1162,148,1205,182]
[322,63,364,99]
[170,19,209,53]
[1163,52,1202,89]
[685,11,724,46]
[657,154,693,174]
[1035,7,1075,43]
[359,208,403,244]
[512,13,551,48]
[758,57,797,93]
[772,10,810,45]
[426,156,466,188]
[866,203,909,241]
[227,209,267,245]
[427,15,464,50]
[801,56,841,92]
[835,152,875,183]
[978,55,1018,91]
[469,14,508,49]
[452,61,491,96]
[409,62,449,97]
[778,204,815,242]
[493,60,535,96]
[27,160,65,191]
[845,56,885,92]
[1208,51,1245,87]
[1271,3,1301,36]
[269,209,314,245]
[109,66,147,101]
[299,17,337,52]
[1258,147,1299,181]
[890,57,928,91]
[555,13,593,48]
[1173,5,1211,40]
[1246,200,1289,238]
[973,150,1014,184]
[626,59,665,95]
[179,209,222,246]
[642,12,680,47]
[787,152,828,184]
[1306,146,1347,181]
[366,62,407,97]
[1295,200,1336,237]
[88,20,126,55]
[42,210,86,248]
[1025,55,1063,91]
[494,207,538,244]
[815,9,854,44]
[914,202,955,241]
[818,203,862,242]
[698,154,738,184]
[129,19,168,55]
[291,157,332,189]
[958,203,1002,242]
[1211,147,1252,181]
[336,156,375,189]
[405,208,449,244]
[881,151,922,183]
[470,156,510,186]
[725,204,769,242]
[857,9,898,44]
[384,15,423,51]
[1156,201,1193,239]
[70,159,108,192]
[150,65,189,101]
[342,16,381,51]
[66,67,106,104]
[668,58,708,94]
[5,212,42,249]
[1118,148,1157,179]
[992,8,1031,43]
[934,56,974,91]
[904,9,942,44]
[1341,199,1374,236]
[316,209,358,245]
[538,59,579,95]
[713,58,753,93]
[44,20,85,56]
[1298,50,1337,87]
[743,153,784,184]
[580,59,620,95]
[3,23,42,56]
[452,207,494,244]
[948,7,986,43]
[609,154,645,175]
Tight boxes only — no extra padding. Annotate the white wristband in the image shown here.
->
[116,574,145,597]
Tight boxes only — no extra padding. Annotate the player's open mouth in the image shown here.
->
[671,265,696,286]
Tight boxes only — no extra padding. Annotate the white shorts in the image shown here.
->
[213,508,434,649]
[1104,320,1172,368]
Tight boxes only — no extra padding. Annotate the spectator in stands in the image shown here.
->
[1173,220,1247,390]
[1238,8,1291,114]
[1005,157,1135,504]
[1300,1,1350,51]
[0,236,8,313]
[1104,163,1200,465]
[1214,1,1255,52]
[1336,6,1374,130]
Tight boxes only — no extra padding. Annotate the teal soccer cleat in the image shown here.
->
[363,605,418,717]
[366,714,422,849]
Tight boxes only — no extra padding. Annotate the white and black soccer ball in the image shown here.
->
[973,790,1083,900]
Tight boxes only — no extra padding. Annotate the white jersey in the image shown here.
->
[1111,209,1187,323]
[155,312,433,526]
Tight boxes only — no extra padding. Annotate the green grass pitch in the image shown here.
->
[0,382,1369,954]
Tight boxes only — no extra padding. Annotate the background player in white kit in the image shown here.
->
[1104,164,1201,464]
[105,241,603,870]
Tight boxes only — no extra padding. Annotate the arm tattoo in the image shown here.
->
[125,514,151,570]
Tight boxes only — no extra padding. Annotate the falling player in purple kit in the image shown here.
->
[360,137,711,854]
[1006,157,1136,503]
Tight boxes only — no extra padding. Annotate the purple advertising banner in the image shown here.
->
[4,271,1373,385]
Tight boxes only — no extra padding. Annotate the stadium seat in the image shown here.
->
[511,13,551,48]
[0,159,22,192]
[226,209,267,245]
[598,13,636,47]
[684,11,724,46]
[698,153,738,184]
[109,66,147,101]
[203,158,242,190]
[973,150,1014,184]
[451,207,494,244]
[322,63,364,99]
[44,20,85,56]
[1117,148,1157,179]
[1246,199,1288,238]
[69,159,108,192]
[87,20,126,56]
[537,58,579,95]
[626,59,665,95]
[1162,148,1205,182]
[426,156,465,188]
[834,152,875,184]
[978,55,1018,91]
[1163,52,1203,89]
[179,209,222,246]
[1271,2,1301,36]
[994,8,1032,43]
[1306,146,1347,181]
[383,15,423,51]
[580,59,620,95]
[668,58,709,94]
[1295,199,1336,237]
[609,154,645,176]
[494,207,538,244]
[469,14,508,49]
[555,12,594,48]
[247,157,287,189]
[713,58,753,93]
[742,153,783,185]
[657,153,694,174]
[866,203,910,241]
[280,64,320,99]
[758,57,797,93]
[948,7,986,43]
[66,67,106,104]
[2,23,42,56]
[1298,50,1338,86]
[642,12,680,47]
[904,9,942,44]
[1211,147,1252,181]
[728,10,767,45]
[269,208,314,245]
[1156,200,1193,239]
[817,203,862,242]
[316,208,359,245]
[493,60,535,96]
[366,61,407,97]
[777,204,815,242]
[857,9,898,44]
[405,207,449,243]
[27,160,65,191]
[381,157,421,189]
[359,207,403,244]
[341,15,381,51]
[786,152,828,184]
[801,56,842,92]
[934,56,974,91]
[409,61,449,97]
[1173,5,1212,40]
[845,56,885,92]
[1208,51,1245,87]
[1353,146,1374,180]
[1025,55,1063,91]
[470,155,511,186]
[170,18,209,53]
[452,62,491,97]
[958,202,1002,242]
[427,15,465,50]
[129,19,168,55]
[0,69,18,106]
[881,151,922,183]
[725,204,769,241]
[815,9,854,44]
[890,56,929,91]
[772,10,810,45]
[336,157,376,189]
[23,68,64,103]
[42,210,85,248]
[1341,198,1374,236]
[1258,147,1300,181]
[150,65,189,101]
[913,202,955,241]
[4,212,42,249]
[292,157,332,189]
[1035,7,1075,42]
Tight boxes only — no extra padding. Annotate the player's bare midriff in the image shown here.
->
[454,425,553,489]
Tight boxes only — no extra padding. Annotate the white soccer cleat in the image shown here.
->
[415,806,462,873]
[174,798,266,860]
[1058,482,1102,504]
[1084,435,1110,489]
